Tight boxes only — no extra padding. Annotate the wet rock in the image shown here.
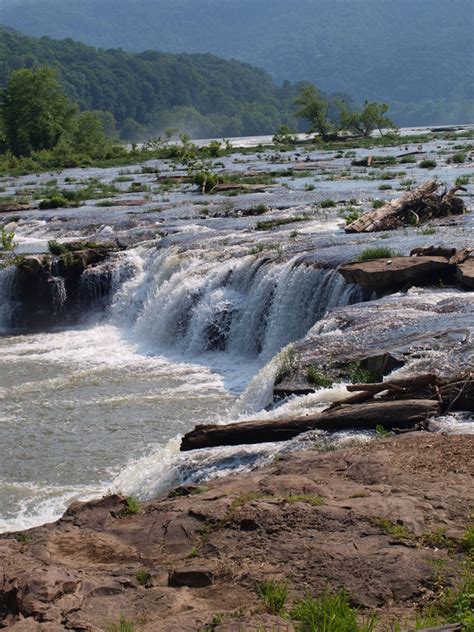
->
[10,246,119,330]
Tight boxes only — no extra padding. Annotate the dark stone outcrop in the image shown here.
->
[10,245,118,330]
[457,258,474,290]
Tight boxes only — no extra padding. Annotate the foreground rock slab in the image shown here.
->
[0,435,472,631]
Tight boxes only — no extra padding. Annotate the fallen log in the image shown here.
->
[180,399,440,451]
[337,373,473,413]
[345,181,466,233]
[0,202,34,213]
[410,246,456,258]
[413,625,461,632]
[448,248,472,265]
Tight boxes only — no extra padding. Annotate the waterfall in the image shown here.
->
[79,251,142,315]
[111,247,365,361]
[0,265,19,331]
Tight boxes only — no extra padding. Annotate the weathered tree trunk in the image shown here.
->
[180,399,440,451]
[345,181,466,233]
[342,373,473,413]
[345,180,439,233]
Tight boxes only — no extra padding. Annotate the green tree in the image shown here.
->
[294,83,332,138]
[1,67,76,156]
[67,110,110,158]
[338,101,398,137]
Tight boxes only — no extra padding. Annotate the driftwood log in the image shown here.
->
[180,399,440,451]
[330,373,474,414]
[345,181,466,233]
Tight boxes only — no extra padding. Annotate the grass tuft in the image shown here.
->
[257,579,289,615]
[357,246,400,261]
[291,589,377,632]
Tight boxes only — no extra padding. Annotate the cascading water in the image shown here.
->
[111,245,365,362]
[0,265,19,331]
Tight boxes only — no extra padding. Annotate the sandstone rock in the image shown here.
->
[0,435,472,629]
[339,256,453,293]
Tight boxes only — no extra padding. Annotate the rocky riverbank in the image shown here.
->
[1,434,472,631]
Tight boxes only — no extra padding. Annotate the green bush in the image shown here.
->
[242,204,269,216]
[39,195,68,209]
[344,208,361,224]
[451,152,466,164]
[399,155,417,164]
[320,198,336,208]
[419,159,437,169]
[47,240,67,255]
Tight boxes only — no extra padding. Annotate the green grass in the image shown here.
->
[371,198,386,209]
[455,174,470,186]
[286,493,324,507]
[378,183,392,190]
[186,546,200,559]
[257,580,289,615]
[357,246,400,261]
[461,525,474,555]
[291,589,377,632]
[345,362,382,384]
[399,155,417,164]
[135,569,151,586]
[417,226,437,235]
[307,366,333,388]
[371,516,412,540]
[121,496,140,516]
[275,347,297,384]
[415,562,473,630]
[15,533,31,544]
[107,615,135,632]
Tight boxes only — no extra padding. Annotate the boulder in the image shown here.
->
[457,258,474,290]
[339,256,453,293]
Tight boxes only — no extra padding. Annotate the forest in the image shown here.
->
[0,0,472,126]
[0,26,301,140]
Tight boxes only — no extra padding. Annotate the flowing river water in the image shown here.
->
[0,129,473,531]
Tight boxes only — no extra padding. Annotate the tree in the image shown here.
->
[338,101,398,137]
[1,67,76,156]
[66,111,110,158]
[294,83,332,138]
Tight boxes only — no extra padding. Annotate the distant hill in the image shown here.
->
[0,0,473,125]
[0,27,300,139]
